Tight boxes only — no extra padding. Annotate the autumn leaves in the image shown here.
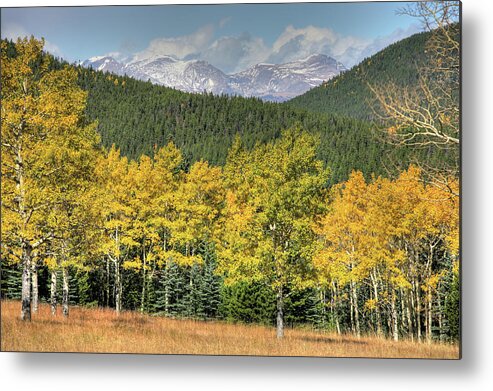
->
[1,38,459,343]
[315,168,459,341]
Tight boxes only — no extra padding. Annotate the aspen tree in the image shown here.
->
[1,37,99,320]
[217,127,328,338]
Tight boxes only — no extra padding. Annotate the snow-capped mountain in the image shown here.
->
[82,53,346,101]
[230,55,346,101]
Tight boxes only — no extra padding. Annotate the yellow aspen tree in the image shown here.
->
[170,161,224,262]
[1,37,99,321]
[96,146,137,313]
[217,127,329,338]
[314,171,372,337]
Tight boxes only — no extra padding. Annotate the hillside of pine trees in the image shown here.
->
[288,30,433,120]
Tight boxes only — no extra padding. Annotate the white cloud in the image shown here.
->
[200,33,270,73]
[267,23,421,68]
[134,24,214,61]
[106,22,422,73]
[1,21,63,58]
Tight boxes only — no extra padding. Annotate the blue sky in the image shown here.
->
[2,2,422,73]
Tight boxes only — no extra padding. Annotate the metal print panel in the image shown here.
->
[0,1,461,359]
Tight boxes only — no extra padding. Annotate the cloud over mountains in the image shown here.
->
[2,17,420,74]
[131,22,420,74]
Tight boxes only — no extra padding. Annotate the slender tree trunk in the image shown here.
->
[115,259,122,314]
[140,243,147,313]
[106,258,110,307]
[438,292,444,342]
[20,244,32,321]
[164,264,170,315]
[31,263,39,313]
[320,288,326,329]
[62,267,69,317]
[331,282,341,334]
[350,280,361,337]
[113,227,123,314]
[276,286,284,339]
[427,289,433,344]
[50,270,57,315]
[349,286,355,333]
[391,289,399,341]
[400,288,407,337]
[407,290,414,341]
[415,279,422,342]
[17,121,31,322]
[371,272,382,337]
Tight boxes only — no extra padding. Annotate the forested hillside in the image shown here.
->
[288,30,433,120]
[2,38,452,184]
[78,68,387,184]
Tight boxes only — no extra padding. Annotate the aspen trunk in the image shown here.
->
[349,288,356,334]
[164,265,170,315]
[106,258,110,307]
[371,272,382,336]
[115,259,122,314]
[438,295,444,342]
[140,245,147,313]
[391,289,399,341]
[50,270,57,315]
[349,286,355,333]
[407,290,414,341]
[17,121,31,322]
[276,287,284,339]
[62,267,69,317]
[331,282,341,334]
[437,285,445,342]
[415,279,422,341]
[320,288,326,329]
[31,263,39,313]
[400,289,406,336]
[427,290,433,343]
[20,245,32,321]
[350,280,361,337]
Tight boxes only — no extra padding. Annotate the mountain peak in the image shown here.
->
[82,53,345,102]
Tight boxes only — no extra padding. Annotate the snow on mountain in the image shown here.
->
[82,53,346,101]
[230,54,346,101]
[81,56,125,74]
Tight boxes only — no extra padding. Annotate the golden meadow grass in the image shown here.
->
[1,300,459,358]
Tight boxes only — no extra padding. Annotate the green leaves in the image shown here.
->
[217,126,328,293]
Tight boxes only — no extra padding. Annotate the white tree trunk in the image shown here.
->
[62,267,69,317]
[276,287,284,339]
[371,272,382,336]
[115,259,122,314]
[20,245,32,321]
[350,280,361,337]
[50,270,57,315]
[391,290,399,341]
[31,263,39,313]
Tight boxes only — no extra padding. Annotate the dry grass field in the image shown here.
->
[0,300,459,358]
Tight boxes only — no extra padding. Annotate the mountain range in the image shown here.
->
[81,53,346,102]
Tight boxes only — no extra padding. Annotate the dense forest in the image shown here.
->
[1,39,452,185]
[1,9,460,347]
[288,30,433,120]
